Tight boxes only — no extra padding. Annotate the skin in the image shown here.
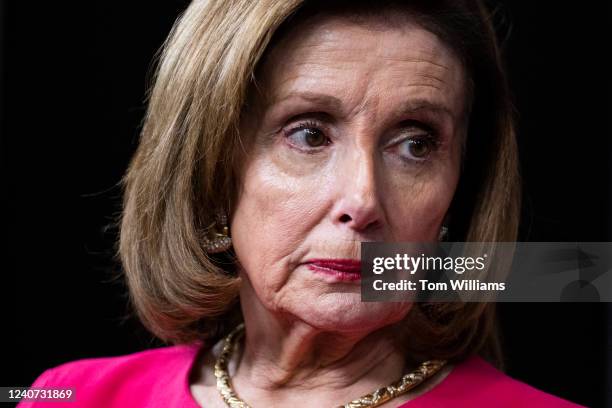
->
[191,12,468,408]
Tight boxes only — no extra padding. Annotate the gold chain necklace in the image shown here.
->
[214,323,447,408]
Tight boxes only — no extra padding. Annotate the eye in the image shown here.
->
[391,126,439,162]
[399,137,433,160]
[284,122,330,149]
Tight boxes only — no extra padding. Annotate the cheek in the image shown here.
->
[230,153,331,296]
[384,161,460,240]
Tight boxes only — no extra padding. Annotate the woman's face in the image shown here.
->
[231,14,468,332]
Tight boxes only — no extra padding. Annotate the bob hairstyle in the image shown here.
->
[118,0,521,364]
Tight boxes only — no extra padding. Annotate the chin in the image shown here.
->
[290,293,412,334]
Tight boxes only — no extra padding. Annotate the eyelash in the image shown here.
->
[282,120,330,150]
[283,120,325,135]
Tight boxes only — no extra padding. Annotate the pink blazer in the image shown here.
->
[17,343,584,407]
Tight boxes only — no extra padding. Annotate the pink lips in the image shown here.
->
[305,259,362,282]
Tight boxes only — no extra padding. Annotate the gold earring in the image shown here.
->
[203,212,232,253]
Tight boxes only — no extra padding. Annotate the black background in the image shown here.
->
[1,1,611,407]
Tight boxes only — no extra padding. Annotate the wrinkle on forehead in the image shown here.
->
[256,14,467,115]
[264,12,457,66]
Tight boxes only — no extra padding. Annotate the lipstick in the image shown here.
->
[305,259,362,282]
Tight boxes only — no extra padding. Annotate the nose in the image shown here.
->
[331,150,384,234]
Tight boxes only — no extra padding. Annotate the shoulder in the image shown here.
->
[33,343,201,386]
[454,356,584,407]
[18,343,203,408]
[407,355,585,408]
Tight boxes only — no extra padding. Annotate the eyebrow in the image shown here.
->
[268,91,343,112]
[268,91,456,121]
[395,99,456,121]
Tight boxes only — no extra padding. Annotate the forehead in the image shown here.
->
[256,13,468,121]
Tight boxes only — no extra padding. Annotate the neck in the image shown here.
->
[230,282,411,405]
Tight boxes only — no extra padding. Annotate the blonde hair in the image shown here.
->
[118,0,520,365]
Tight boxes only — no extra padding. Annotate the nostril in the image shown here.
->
[339,214,352,223]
